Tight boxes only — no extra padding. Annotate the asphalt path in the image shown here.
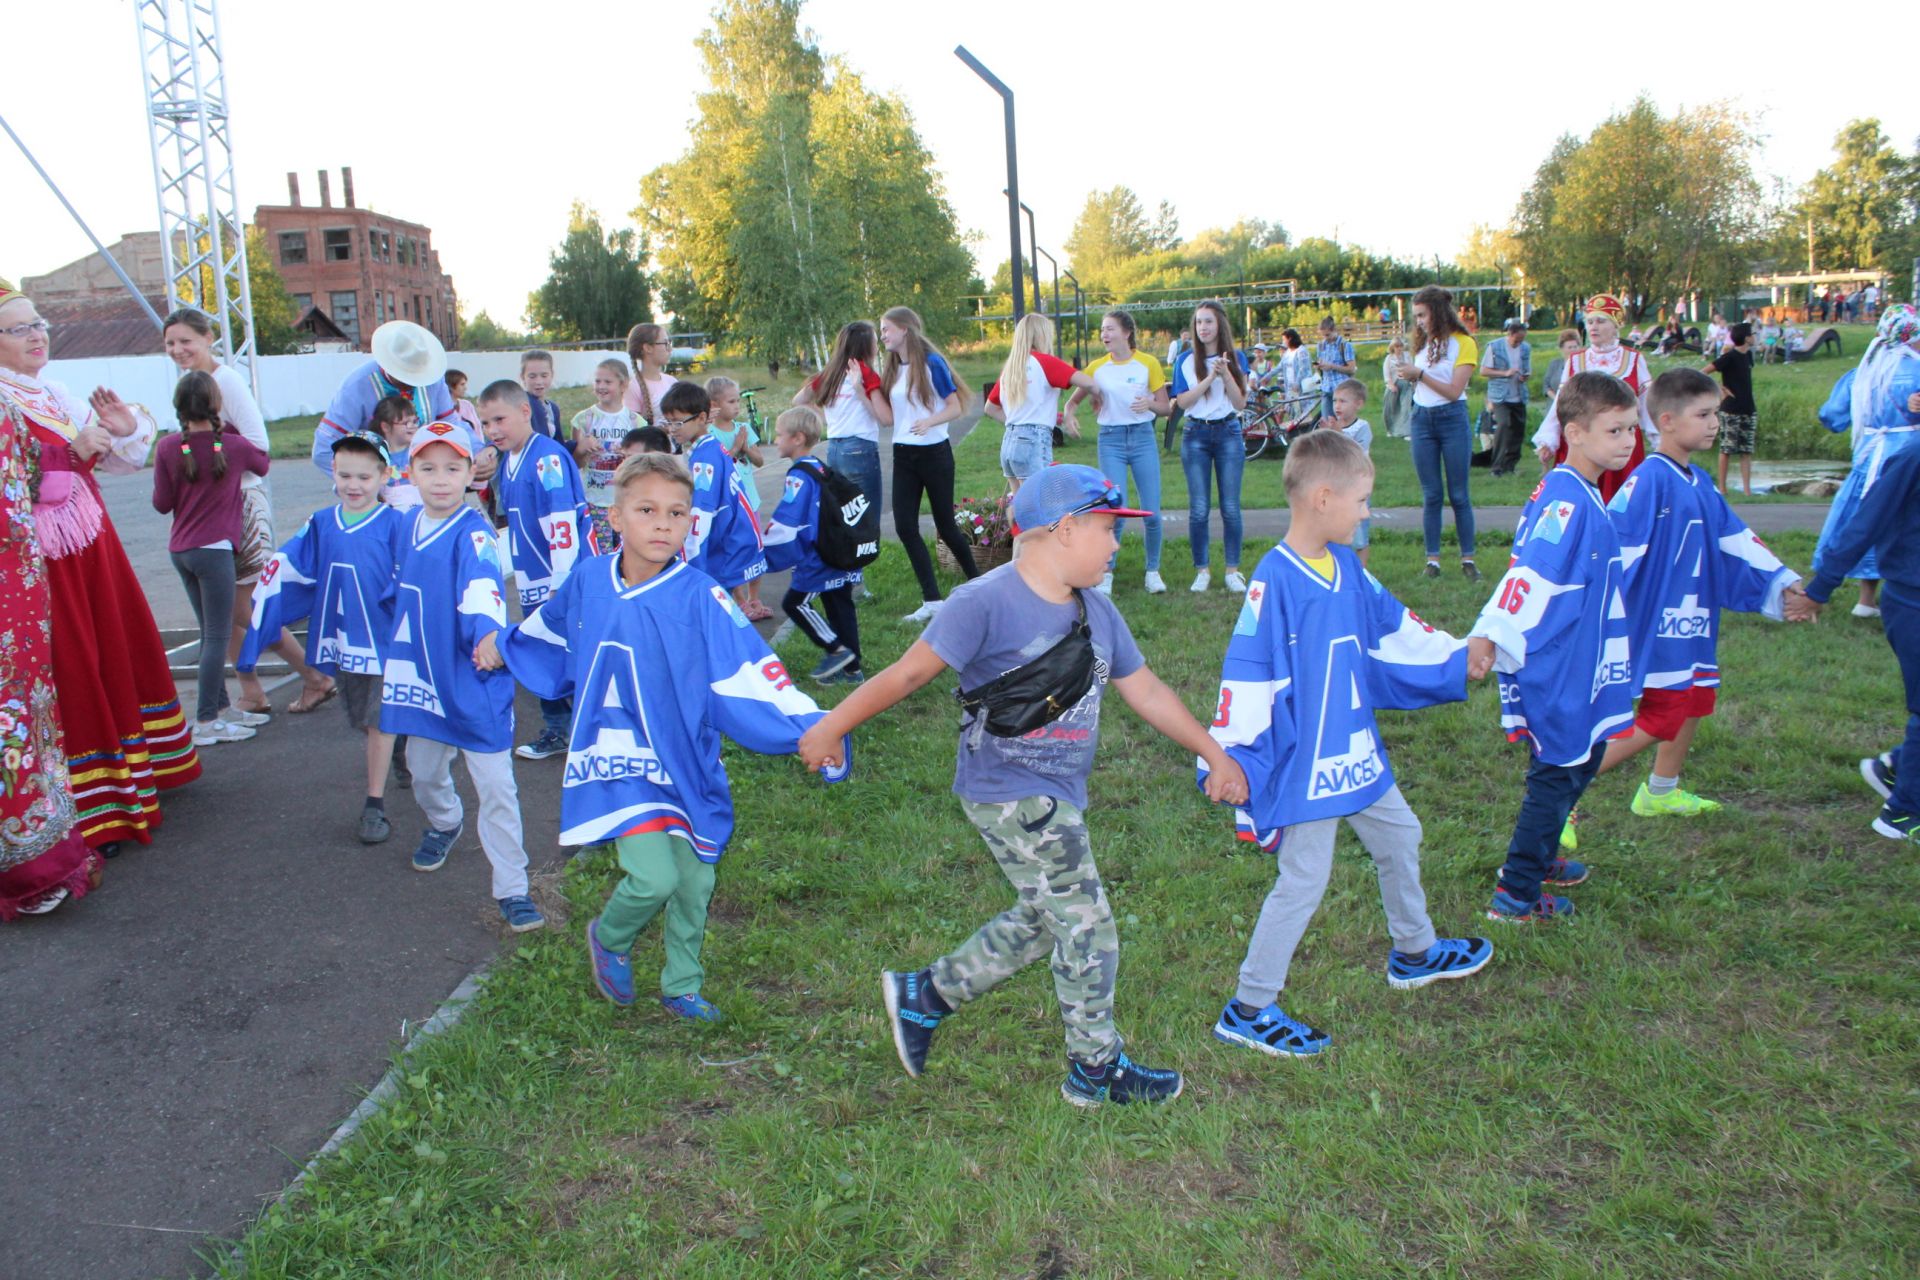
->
[0,412,1840,1280]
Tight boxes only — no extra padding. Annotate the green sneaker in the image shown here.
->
[1630,783,1723,817]
[1558,809,1579,852]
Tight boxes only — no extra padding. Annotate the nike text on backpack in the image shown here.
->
[811,461,882,571]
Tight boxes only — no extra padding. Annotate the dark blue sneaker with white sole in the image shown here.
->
[497,895,545,932]
[1872,805,1919,844]
[810,649,857,682]
[1386,936,1494,989]
[514,729,567,761]
[411,820,463,872]
[585,917,634,1006]
[1061,1053,1184,1107]
[1213,1000,1330,1058]
[1862,752,1897,802]
[660,993,723,1022]
[881,968,949,1077]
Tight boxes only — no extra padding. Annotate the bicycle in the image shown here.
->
[1240,386,1321,460]
[739,386,767,439]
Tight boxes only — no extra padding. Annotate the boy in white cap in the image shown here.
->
[799,465,1250,1107]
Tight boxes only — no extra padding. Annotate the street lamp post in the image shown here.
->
[956,46,1024,320]
[1061,268,1085,367]
[1006,192,1041,324]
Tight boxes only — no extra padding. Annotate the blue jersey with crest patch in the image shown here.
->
[762,457,859,593]
[1471,466,1635,765]
[1203,542,1466,848]
[1608,453,1796,695]
[497,431,592,610]
[498,556,841,856]
[379,506,515,752]
[683,434,767,589]
[239,504,406,676]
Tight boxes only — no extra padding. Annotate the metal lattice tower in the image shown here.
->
[135,0,258,397]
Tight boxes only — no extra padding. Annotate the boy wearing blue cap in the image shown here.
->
[799,465,1250,1108]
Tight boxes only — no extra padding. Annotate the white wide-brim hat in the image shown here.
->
[370,321,447,387]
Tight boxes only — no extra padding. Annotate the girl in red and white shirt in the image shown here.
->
[795,321,893,523]
[984,314,1096,494]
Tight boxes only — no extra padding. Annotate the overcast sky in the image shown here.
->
[9,0,1919,327]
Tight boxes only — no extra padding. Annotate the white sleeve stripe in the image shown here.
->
[1208,676,1287,749]
[710,659,823,718]
[762,520,801,547]
[521,607,567,648]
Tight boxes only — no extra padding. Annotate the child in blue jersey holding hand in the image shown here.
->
[1468,372,1641,924]
[1207,429,1492,1059]
[244,432,409,844]
[1590,368,1802,818]
[380,421,541,932]
[474,379,593,765]
[657,381,769,596]
[477,452,846,1021]
[763,406,863,684]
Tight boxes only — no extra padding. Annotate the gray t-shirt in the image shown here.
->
[924,563,1144,809]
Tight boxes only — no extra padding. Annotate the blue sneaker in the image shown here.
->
[411,820,463,872]
[1873,806,1919,844]
[881,968,949,1077]
[585,917,634,1006]
[1487,885,1574,923]
[1386,937,1494,990]
[660,993,723,1022]
[514,729,567,761]
[1061,1052,1184,1107]
[497,895,545,933]
[824,668,866,686]
[1212,1000,1329,1058]
[810,649,857,682]
[1861,751,1896,801]
[1544,856,1589,887]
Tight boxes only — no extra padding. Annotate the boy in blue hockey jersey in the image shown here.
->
[763,406,862,684]
[656,381,769,596]
[1206,430,1492,1059]
[477,452,845,1020]
[474,379,593,765]
[382,421,543,933]
[1590,368,1802,817]
[244,433,408,844]
[1468,373,1642,924]
[798,466,1250,1109]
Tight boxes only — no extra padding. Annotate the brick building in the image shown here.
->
[254,167,459,352]
[21,232,171,358]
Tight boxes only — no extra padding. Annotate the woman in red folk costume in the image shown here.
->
[1531,293,1656,502]
[0,279,199,854]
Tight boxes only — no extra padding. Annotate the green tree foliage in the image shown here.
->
[638,0,971,364]
[242,226,301,356]
[527,203,652,341]
[1786,119,1917,273]
[1512,98,1762,317]
[1064,187,1158,284]
[457,309,528,351]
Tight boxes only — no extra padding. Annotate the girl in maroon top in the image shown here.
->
[151,371,271,744]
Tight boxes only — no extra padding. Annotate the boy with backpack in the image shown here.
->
[763,406,871,684]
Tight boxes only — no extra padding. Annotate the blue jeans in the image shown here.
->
[540,697,571,738]
[826,436,882,516]
[1096,421,1163,571]
[1409,399,1476,558]
[1181,417,1245,569]
[1497,744,1605,905]
[1882,591,1920,817]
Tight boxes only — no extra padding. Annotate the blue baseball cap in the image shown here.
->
[1009,464,1153,537]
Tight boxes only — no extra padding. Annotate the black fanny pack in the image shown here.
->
[954,590,1105,748]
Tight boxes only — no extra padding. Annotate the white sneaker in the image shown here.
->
[902,600,943,624]
[224,707,270,728]
[1224,571,1248,594]
[1144,571,1167,594]
[1190,570,1211,593]
[193,718,257,745]
[1096,573,1114,595]
[1853,603,1883,618]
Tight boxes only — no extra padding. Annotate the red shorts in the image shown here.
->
[1634,684,1717,741]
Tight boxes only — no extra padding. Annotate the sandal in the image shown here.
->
[743,599,774,621]
[287,680,338,714]
[233,696,273,717]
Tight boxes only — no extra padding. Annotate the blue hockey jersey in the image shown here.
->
[238,503,406,676]
[499,556,843,855]
[1608,452,1796,695]
[1471,467,1635,765]
[497,432,592,610]
[762,457,860,593]
[380,506,516,753]
[1204,542,1466,848]
[683,434,767,590]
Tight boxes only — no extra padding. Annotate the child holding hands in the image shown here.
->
[799,465,1250,1108]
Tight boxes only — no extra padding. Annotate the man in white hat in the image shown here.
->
[310,320,470,471]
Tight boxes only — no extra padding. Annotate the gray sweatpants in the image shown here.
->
[1236,785,1438,1007]
[405,738,529,899]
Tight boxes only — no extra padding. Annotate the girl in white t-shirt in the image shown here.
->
[572,358,641,550]
[881,305,978,624]
[1171,301,1250,593]
[795,321,894,535]
[1065,309,1170,595]
[1389,284,1480,580]
[622,322,681,425]
[982,313,1097,495]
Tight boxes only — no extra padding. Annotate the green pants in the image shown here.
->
[930,795,1121,1067]
[596,831,717,999]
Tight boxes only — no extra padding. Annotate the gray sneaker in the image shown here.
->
[358,806,392,845]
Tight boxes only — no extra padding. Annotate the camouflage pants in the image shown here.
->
[931,795,1120,1067]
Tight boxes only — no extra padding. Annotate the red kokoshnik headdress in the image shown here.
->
[1586,294,1627,323]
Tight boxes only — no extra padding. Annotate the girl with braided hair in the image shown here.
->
[152,371,271,746]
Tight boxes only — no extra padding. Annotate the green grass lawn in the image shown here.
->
[220,531,1918,1279]
[266,329,1868,516]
